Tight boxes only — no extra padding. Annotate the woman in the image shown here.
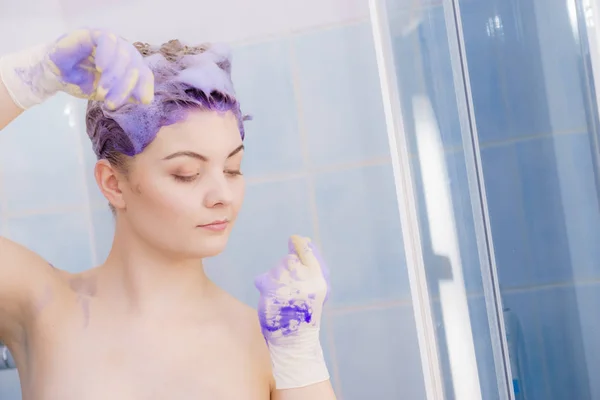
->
[0,29,335,399]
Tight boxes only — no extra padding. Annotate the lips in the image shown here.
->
[198,219,230,231]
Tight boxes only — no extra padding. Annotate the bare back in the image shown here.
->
[0,238,273,400]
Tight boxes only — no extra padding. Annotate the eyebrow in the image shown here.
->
[163,144,245,161]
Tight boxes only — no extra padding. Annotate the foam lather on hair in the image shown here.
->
[86,40,248,159]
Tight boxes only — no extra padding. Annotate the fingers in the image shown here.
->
[92,32,154,109]
[105,66,139,110]
[131,66,154,105]
[289,235,320,270]
[94,35,125,102]
[48,30,97,93]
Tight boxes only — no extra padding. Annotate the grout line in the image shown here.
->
[287,39,343,399]
[477,128,588,150]
[327,279,600,316]
[329,298,414,316]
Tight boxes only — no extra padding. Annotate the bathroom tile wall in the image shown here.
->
[0,0,428,399]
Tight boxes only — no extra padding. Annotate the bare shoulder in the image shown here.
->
[214,287,274,383]
[217,288,267,344]
[0,237,66,341]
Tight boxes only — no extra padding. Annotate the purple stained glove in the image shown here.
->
[0,28,154,109]
[254,235,332,389]
[254,235,330,344]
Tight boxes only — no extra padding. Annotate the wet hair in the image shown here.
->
[85,40,248,212]
[86,39,248,170]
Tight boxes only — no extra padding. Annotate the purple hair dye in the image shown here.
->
[85,40,248,160]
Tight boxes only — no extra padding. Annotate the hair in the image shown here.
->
[85,40,249,213]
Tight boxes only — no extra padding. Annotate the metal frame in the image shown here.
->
[442,0,514,398]
[368,1,446,398]
[573,0,600,211]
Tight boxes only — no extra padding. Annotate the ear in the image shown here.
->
[94,160,127,211]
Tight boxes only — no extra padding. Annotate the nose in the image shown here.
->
[203,170,234,208]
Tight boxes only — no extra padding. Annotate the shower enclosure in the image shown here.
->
[1,0,600,399]
[370,0,600,398]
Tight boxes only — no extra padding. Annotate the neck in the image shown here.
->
[98,219,214,316]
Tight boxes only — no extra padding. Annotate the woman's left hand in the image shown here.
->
[254,235,331,389]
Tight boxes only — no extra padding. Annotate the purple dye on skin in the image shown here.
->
[86,41,248,159]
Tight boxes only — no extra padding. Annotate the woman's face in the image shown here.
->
[109,109,245,259]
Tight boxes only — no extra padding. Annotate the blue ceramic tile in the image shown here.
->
[332,305,426,399]
[231,40,304,177]
[4,211,93,273]
[320,311,341,395]
[574,283,600,399]
[0,94,87,213]
[535,287,591,399]
[0,370,21,400]
[292,23,390,167]
[204,177,314,306]
[496,0,551,138]
[313,163,410,306]
[515,137,573,285]
[530,0,587,133]
[501,290,550,400]
[553,133,600,282]
[459,0,511,143]
[90,206,115,265]
[480,144,534,288]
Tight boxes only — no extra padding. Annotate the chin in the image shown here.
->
[190,234,230,259]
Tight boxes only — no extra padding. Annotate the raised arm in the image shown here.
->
[0,29,154,343]
[0,79,23,130]
[255,236,337,400]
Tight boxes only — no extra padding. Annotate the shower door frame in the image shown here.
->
[368,0,515,399]
[574,0,600,210]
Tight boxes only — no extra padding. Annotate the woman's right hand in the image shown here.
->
[0,28,154,110]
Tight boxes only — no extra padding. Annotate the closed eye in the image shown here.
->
[173,174,198,182]
[225,169,242,176]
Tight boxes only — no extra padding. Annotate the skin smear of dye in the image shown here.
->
[34,285,55,315]
[68,276,98,329]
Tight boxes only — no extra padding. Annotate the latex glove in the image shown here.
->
[0,29,154,110]
[254,235,331,390]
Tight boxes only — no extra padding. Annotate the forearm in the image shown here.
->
[272,380,336,400]
[0,79,23,131]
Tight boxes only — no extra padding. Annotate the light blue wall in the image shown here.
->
[0,21,427,400]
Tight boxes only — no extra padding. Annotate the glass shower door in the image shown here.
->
[456,0,600,398]
[370,0,513,399]
[373,0,600,398]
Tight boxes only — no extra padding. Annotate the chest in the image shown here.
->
[22,319,270,400]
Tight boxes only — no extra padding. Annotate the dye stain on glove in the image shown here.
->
[255,236,330,343]
[45,29,154,109]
